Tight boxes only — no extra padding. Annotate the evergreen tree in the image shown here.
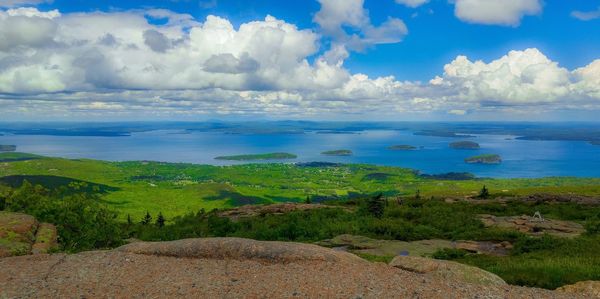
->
[141,211,152,225]
[305,196,312,204]
[366,193,385,218]
[478,185,490,199]
[156,212,166,228]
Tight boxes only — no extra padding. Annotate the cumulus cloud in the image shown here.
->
[453,0,542,26]
[314,0,408,51]
[0,7,599,120]
[571,7,600,21]
[434,48,572,104]
[395,0,429,8]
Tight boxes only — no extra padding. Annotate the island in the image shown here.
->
[387,145,417,151]
[591,140,600,146]
[214,153,297,161]
[0,145,17,152]
[449,141,480,149]
[321,150,353,156]
[464,154,502,164]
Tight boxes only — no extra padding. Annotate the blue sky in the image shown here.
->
[1,0,600,120]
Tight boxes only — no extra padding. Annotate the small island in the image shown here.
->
[449,141,480,149]
[321,150,353,156]
[0,145,17,152]
[465,154,502,164]
[387,145,417,151]
[214,153,297,161]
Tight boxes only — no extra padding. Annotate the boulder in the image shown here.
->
[0,211,58,257]
[31,223,58,254]
[389,255,507,286]
[557,281,600,298]
[0,211,38,257]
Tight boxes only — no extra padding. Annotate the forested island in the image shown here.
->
[214,153,297,161]
[465,154,502,164]
[321,150,353,156]
[0,145,16,152]
[450,141,480,149]
[387,145,417,150]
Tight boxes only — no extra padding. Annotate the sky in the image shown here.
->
[0,0,599,121]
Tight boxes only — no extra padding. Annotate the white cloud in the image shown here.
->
[435,48,572,104]
[448,109,467,115]
[395,0,429,8]
[0,8,599,120]
[453,0,542,26]
[571,7,600,21]
[314,0,408,51]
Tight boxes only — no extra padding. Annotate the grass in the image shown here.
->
[2,153,600,220]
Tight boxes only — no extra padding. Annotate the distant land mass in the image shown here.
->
[465,154,502,164]
[414,130,475,138]
[214,153,297,161]
[387,145,417,150]
[321,150,353,156]
[449,141,480,149]
[0,145,16,152]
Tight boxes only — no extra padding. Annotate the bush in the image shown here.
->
[2,181,122,252]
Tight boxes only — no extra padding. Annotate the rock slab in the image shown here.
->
[0,238,584,298]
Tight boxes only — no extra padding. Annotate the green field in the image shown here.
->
[2,152,600,220]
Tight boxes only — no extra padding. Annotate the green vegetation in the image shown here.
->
[214,152,297,161]
[465,154,502,164]
[449,141,480,149]
[321,150,353,156]
[0,145,16,152]
[2,153,600,220]
[387,145,417,150]
[0,181,122,252]
[0,152,41,162]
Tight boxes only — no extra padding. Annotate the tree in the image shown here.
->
[415,189,421,200]
[141,211,152,225]
[305,196,312,204]
[366,193,385,218]
[156,212,166,228]
[127,214,132,226]
[478,185,490,199]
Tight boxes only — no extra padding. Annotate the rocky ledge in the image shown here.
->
[0,211,58,257]
[0,237,590,298]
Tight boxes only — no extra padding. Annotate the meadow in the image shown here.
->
[2,152,600,220]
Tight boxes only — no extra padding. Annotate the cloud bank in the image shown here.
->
[0,5,599,120]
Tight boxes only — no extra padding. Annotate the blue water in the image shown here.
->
[1,129,600,178]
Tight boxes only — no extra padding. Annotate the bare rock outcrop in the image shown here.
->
[0,238,585,298]
[217,203,334,221]
[557,281,600,298]
[389,255,506,286]
[0,211,58,257]
[479,214,585,238]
